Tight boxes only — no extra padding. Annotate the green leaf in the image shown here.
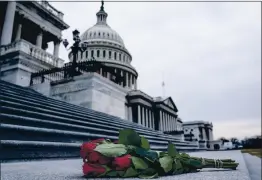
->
[94,143,127,157]
[117,171,125,177]
[106,171,118,177]
[135,148,158,162]
[118,129,141,147]
[98,165,111,177]
[173,159,183,175]
[139,173,158,179]
[141,136,150,150]
[123,167,139,177]
[139,168,158,179]
[131,156,149,170]
[168,142,178,157]
[159,156,173,173]
[106,170,125,177]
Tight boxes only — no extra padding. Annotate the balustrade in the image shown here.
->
[0,40,64,67]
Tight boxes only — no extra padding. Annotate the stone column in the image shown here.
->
[169,115,171,131]
[36,29,43,48]
[137,105,141,125]
[107,72,110,79]
[125,73,129,88]
[152,111,155,130]
[134,78,137,90]
[149,110,152,129]
[175,117,178,131]
[145,108,148,128]
[142,107,145,127]
[173,117,176,131]
[0,1,16,45]
[53,39,61,57]
[129,74,132,88]
[129,106,133,122]
[163,113,166,131]
[15,15,24,41]
[202,128,206,141]
[159,110,163,131]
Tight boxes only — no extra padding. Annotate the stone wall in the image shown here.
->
[32,73,129,120]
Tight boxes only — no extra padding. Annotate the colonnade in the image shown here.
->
[0,1,61,58]
[201,127,213,141]
[77,48,131,64]
[97,67,137,90]
[137,105,155,129]
[159,110,177,132]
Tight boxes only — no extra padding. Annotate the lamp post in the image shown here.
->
[62,29,87,77]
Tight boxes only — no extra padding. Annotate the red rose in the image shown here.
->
[112,154,132,170]
[82,163,106,176]
[80,138,105,158]
[87,151,111,165]
[90,138,105,144]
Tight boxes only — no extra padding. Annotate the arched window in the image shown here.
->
[91,50,94,57]
[97,50,100,57]
[86,51,88,58]
[94,32,96,37]
[114,52,117,60]
[103,50,106,58]
[119,54,121,61]
[108,33,110,37]
[98,32,100,37]
[103,32,105,37]
[109,51,112,59]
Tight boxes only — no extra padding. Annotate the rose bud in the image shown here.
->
[112,154,132,170]
[80,138,105,158]
[82,163,106,177]
[87,151,111,165]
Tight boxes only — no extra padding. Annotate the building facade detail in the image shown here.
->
[0,1,69,86]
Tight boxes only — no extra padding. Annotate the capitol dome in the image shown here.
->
[80,3,125,48]
[81,25,125,48]
[71,1,138,90]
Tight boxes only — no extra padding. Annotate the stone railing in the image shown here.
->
[35,0,64,20]
[0,40,64,67]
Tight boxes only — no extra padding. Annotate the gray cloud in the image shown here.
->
[49,2,261,139]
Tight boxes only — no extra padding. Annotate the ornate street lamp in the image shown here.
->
[62,29,87,77]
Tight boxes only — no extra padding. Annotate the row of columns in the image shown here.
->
[201,127,213,141]
[78,49,131,64]
[98,68,137,90]
[137,105,155,129]
[159,110,177,132]
[0,1,60,57]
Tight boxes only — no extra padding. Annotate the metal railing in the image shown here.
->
[30,60,125,86]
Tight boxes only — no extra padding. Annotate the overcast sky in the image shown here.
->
[48,1,261,140]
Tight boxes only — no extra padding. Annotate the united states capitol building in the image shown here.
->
[0,1,219,160]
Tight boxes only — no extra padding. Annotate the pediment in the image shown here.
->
[163,97,176,110]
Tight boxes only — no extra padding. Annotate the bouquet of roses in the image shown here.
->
[80,129,239,178]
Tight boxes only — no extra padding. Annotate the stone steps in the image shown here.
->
[0,80,199,161]
[0,84,190,144]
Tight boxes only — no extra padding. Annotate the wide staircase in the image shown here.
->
[0,80,199,161]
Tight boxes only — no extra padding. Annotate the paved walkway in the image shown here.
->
[243,153,261,180]
[1,150,250,180]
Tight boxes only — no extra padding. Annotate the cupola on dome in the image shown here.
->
[80,1,125,47]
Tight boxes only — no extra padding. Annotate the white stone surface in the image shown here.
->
[243,153,261,180]
[1,150,251,180]
[49,73,129,120]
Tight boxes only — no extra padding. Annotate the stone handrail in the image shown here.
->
[0,40,64,68]
[35,0,64,20]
